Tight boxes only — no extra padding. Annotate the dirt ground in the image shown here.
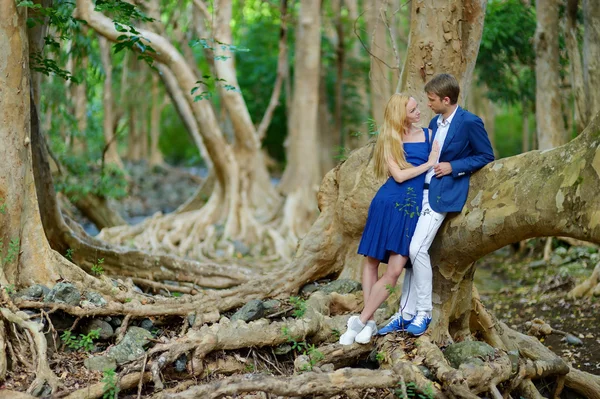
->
[476,242,600,376]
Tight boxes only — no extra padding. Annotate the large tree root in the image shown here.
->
[156,366,440,399]
[568,261,600,298]
[0,306,60,396]
[470,289,600,398]
[30,97,255,291]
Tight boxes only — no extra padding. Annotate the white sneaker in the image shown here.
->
[339,316,364,345]
[355,320,377,344]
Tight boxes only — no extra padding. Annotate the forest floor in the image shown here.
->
[475,244,600,375]
[2,165,598,398]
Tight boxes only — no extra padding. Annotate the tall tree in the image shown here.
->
[565,0,586,133]
[98,36,125,168]
[277,0,323,242]
[583,0,600,124]
[535,0,568,149]
[366,0,392,126]
[399,0,487,121]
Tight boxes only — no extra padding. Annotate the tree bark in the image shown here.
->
[149,73,165,167]
[277,0,323,241]
[98,36,124,168]
[535,0,568,150]
[398,0,487,121]
[583,0,600,124]
[75,0,258,242]
[366,0,392,127]
[565,0,586,133]
[345,0,370,148]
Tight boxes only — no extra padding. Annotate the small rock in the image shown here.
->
[232,240,251,257]
[16,284,50,300]
[84,355,117,372]
[300,282,320,296]
[564,334,584,346]
[44,282,81,306]
[274,344,293,355]
[174,354,187,372]
[139,318,154,332]
[231,299,265,322]
[187,313,196,327]
[105,316,122,329]
[554,247,568,256]
[215,249,226,258]
[417,365,433,380]
[319,279,362,295]
[107,327,153,364]
[527,260,547,269]
[84,292,107,307]
[320,363,335,373]
[82,319,114,340]
[263,300,282,316]
[443,341,495,369]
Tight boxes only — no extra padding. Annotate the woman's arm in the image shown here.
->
[387,141,440,183]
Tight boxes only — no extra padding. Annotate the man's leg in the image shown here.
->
[399,268,416,319]
[402,191,446,316]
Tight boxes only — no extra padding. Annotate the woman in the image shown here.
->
[339,93,439,345]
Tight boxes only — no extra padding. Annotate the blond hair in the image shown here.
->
[373,93,413,180]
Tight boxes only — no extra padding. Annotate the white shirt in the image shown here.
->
[425,106,458,184]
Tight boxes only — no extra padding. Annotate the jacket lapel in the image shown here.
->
[441,106,465,154]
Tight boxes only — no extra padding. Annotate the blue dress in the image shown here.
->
[357,128,431,264]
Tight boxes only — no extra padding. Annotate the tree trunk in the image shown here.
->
[345,0,371,149]
[535,0,568,150]
[98,36,124,169]
[0,0,61,288]
[583,0,600,124]
[72,195,126,229]
[212,0,280,213]
[398,0,487,121]
[522,100,531,152]
[319,61,336,177]
[366,0,392,127]
[277,0,323,242]
[69,48,89,154]
[149,74,165,167]
[565,0,586,133]
[75,0,285,253]
[467,82,497,155]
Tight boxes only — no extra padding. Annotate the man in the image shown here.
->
[378,73,495,336]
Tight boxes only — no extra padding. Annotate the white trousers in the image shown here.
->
[399,190,446,316]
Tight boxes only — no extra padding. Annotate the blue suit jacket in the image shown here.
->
[428,107,495,213]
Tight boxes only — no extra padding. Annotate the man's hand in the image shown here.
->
[434,162,452,178]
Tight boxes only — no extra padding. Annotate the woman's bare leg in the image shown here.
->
[359,253,407,324]
[362,256,380,304]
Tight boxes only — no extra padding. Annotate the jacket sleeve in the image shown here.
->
[449,116,495,177]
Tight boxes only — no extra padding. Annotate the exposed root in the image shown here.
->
[15,298,220,322]
[564,366,600,399]
[0,307,60,396]
[61,371,152,399]
[417,336,511,398]
[568,261,600,298]
[97,184,293,262]
[157,367,431,399]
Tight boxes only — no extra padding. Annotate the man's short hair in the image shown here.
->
[424,73,460,104]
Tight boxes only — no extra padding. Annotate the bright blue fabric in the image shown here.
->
[357,129,431,264]
[427,107,495,213]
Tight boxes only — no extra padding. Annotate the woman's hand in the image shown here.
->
[427,140,440,167]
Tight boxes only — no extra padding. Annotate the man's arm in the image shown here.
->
[449,116,494,177]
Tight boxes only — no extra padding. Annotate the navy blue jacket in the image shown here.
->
[428,107,495,213]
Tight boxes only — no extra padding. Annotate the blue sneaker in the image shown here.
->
[405,312,432,336]
[377,313,414,335]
